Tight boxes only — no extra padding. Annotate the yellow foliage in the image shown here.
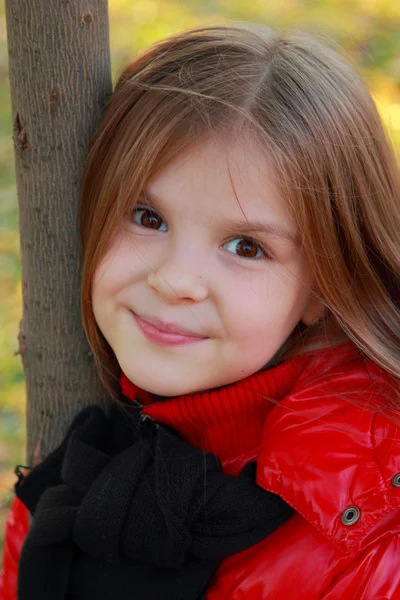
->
[0,381,25,414]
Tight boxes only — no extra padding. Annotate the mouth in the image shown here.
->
[131,312,209,347]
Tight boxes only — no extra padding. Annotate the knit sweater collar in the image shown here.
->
[119,354,308,462]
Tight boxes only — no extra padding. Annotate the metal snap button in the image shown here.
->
[341,506,360,526]
[391,473,400,488]
[139,412,159,431]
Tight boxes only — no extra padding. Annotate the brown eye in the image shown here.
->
[236,239,259,258]
[223,237,266,260]
[132,207,167,231]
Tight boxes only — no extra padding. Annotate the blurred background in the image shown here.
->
[0,0,399,551]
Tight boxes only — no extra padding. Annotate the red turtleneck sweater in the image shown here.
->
[120,350,313,475]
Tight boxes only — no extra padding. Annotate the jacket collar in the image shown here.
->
[256,346,400,554]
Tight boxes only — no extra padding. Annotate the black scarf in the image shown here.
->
[14,397,293,600]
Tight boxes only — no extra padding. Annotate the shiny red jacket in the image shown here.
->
[1,342,400,599]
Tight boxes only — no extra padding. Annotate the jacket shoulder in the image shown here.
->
[256,345,400,554]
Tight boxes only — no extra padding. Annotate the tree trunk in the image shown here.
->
[5,0,112,465]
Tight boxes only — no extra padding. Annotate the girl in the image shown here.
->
[1,22,400,600]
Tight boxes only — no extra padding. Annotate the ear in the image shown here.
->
[300,288,326,326]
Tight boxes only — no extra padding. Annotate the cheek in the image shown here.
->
[225,267,307,337]
[92,240,143,298]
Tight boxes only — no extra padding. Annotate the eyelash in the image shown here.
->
[130,205,271,261]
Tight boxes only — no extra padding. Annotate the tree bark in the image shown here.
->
[5,0,112,464]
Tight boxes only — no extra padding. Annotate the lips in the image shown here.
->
[132,312,207,338]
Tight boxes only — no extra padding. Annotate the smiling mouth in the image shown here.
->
[135,312,206,337]
[131,312,209,347]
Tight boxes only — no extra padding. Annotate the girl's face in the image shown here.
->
[92,136,322,396]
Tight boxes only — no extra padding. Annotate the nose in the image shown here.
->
[147,261,209,303]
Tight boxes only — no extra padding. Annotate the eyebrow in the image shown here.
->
[142,189,299,244]
[220,219,299,244]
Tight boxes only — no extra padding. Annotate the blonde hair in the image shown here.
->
[79,23,400,403]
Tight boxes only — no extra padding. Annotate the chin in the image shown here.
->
[135,375,214,398]
[122,370,190,397]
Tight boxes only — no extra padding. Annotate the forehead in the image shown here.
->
[145,136,297,237]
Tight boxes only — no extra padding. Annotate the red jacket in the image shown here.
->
[1,342,400,599]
